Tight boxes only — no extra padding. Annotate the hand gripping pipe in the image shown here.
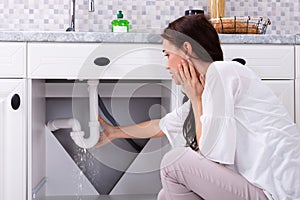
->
[47,80,100,149]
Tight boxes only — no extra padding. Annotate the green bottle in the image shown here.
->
[111,10,130,32]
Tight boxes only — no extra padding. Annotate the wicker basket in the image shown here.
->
[210,16,271,34]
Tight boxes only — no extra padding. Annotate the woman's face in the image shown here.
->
[162,39,186,85]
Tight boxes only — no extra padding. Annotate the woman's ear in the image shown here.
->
[183,42,193,59]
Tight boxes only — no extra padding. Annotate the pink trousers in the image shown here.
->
[158,147,268,200]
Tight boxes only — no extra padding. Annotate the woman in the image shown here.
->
[96,14,300,200]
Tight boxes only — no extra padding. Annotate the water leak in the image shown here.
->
[73,147,100,197]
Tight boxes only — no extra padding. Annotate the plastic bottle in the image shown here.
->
[111,10,130,32]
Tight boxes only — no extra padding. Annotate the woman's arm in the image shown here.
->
[95,116,165,148]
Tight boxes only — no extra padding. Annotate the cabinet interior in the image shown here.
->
[30,79,175,198]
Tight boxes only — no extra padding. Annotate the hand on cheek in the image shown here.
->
[177,59,205,102]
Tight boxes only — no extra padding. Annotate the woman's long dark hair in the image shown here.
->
[161,14,224,151]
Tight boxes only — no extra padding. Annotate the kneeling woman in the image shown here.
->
[97,14,300,200]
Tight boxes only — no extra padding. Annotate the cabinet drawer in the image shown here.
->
[28,43,169,80]
[0,42,26,78]
[222,45,294,79]
[296,46,300,79]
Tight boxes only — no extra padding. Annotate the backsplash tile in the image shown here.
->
[0,0,299,34]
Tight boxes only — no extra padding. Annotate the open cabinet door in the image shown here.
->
[0,79,26,200]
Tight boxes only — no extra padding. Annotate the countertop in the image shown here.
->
[0,31,299,44]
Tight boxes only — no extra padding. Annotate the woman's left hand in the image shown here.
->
[176,59,205,102]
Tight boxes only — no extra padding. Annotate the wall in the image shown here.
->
[0,0,299,34]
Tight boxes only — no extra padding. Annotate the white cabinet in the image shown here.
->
[0,42,26,78]
[296,79,300,130]
[28,43,98,79]
[222,44,295,122]
[28,43,169,80]
[0,41,297,200]
[0,79,26,200]
[296,46,300,130]
[27,43,171,199]
[0,42,27,200]
[222,44,294,79]
[296,46,300,79]
[28,43,296,119]
[26,43,298,199]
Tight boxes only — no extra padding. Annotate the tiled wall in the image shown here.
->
[0,0,299,34]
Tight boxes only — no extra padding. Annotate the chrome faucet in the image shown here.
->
[66,0,95,32]
[66,0,75,31]
[88,0,95,12]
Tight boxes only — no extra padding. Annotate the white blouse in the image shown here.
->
[159,61,300,200]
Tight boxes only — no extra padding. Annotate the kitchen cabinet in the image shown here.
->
[28,43,295,116]
[0,42,27,200]
[296,79,300,130]
[222,44,294,79]
[0,41,298,200]
[26,42,297,199]
[0,42,26,78]
[28,43,98,79]
[222,44,295,119]
[296,46,300,130]
[28,43,169,80]
[0,79,27,200]
[27,43,173,199]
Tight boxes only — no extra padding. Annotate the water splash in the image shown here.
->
[73,147,100,197]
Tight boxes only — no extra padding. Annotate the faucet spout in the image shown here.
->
[66,0,76,32]
[89,0,95,12]
[66,0,95,31]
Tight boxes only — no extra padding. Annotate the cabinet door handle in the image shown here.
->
[232,58,246,65]
[94,57,110,66]
[11,94,21,110]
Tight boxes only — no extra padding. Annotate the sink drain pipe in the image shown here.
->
[47,80,100,149]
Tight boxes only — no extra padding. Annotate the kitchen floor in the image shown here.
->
[37,194,157,200]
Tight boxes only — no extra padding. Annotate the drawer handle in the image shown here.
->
[94,57,110,66]
[232,58,246,65]
[11,94,21,110]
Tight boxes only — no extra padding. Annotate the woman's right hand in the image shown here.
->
[178,59,205,103]
[94,116,117,148]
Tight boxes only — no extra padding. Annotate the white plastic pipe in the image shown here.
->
[47,118,82,132]
[47,80,100,149]
[70,80,100,149]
